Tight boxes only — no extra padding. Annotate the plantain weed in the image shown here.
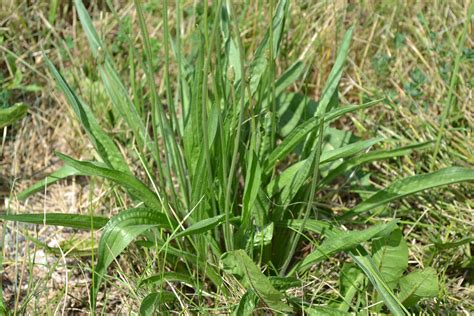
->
[2,0,473,314]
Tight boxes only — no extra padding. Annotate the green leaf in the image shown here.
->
[23,233,98,257]
[0,301,6,315]
[398,267,439,307]
[221,249,292,313]
[138,272,196,288]
[46,58,130,173]
[341,267,362,294]
[0,103,28,128]
[221,4,242,84]
[75,0,149,156]
[253,222,274,247]
[320,137,383,164]
[372,229,408,289]
[277,93,318,138]
[315,26,354,117]
[269,276,302,290]
[242,151,262,228]
[346,167,474,218]
[268,137,383,208]
[174,214,225,239]
[304,306,350,315]
[183,34,204,177]
[231,289,258,316]
[135,237,225,291]
[267,156,313,210]
[338,263,365,312]
[265,116,320,173]
[295,221,398,273]
[275,61,306,95]
[139,291,176,316]
[267,159,306,198]
[350,246,408,315]
[265,99,382,174]
[248,0,289,94]
[321,141,433,186]
[434,236,474,250]
[0,213,108,230]
[276,219,334,236]
[92,207,171,308]
[17,165,81,200]
[57,153,161,209]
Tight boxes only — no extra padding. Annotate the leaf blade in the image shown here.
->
[0,103,28,128]
[174,214,225,239]
[57,153,161,209]
[0,213,108,230]
[346,167,474,218]
[17,165,81,201]
[398,267,439,307]
[221,249,292,313]
[92,207,171,308]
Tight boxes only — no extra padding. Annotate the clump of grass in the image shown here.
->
[1,0,474,314]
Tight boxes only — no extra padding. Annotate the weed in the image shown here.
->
[1,0,473,314]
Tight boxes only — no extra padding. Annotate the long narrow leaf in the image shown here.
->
[174,214,225,239]
[0,213,108,230]
[321,141,433,186]
[350,246,408,315]
[265,99,382,173]
[345,167,474,218]
[57,153,162,209]
[248,0,289,94]
[17,165,80,200]
[74,0,149,157]
[320,137,383,164]
[46,58,130,173]
[294,221,398,273]
[315,26,354,116]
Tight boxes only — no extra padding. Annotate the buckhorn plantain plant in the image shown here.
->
[3,0,474,314]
